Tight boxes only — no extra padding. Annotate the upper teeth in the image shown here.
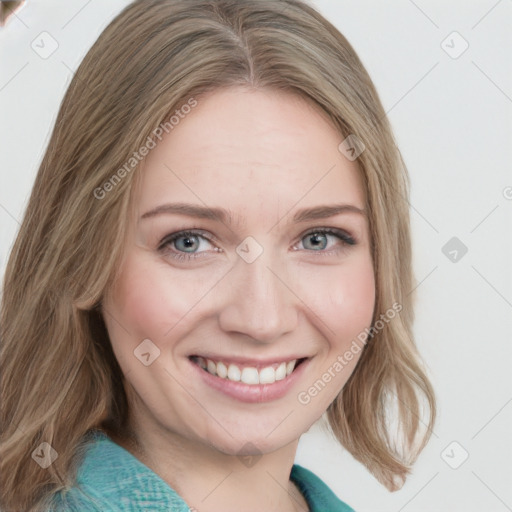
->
[195,357,298,385]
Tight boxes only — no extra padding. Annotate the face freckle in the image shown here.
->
[101,86,376,455]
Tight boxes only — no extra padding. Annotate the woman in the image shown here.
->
[0,0,435,510]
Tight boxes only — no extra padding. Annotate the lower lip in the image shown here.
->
[189,358,309,403]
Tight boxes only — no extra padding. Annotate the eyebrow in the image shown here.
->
[140,202,366,224]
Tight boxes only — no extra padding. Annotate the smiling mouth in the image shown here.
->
[189,355,308,386]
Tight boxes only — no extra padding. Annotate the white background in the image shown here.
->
[1,1,511,511]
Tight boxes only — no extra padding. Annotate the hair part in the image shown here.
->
[0,0,435,509]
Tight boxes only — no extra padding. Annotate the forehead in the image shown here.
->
[135,87,366,222]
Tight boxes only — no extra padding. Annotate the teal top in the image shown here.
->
[49,430,355,512]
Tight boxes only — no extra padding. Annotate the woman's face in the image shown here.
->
[102,86,375,455]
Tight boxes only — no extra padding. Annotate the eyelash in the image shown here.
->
[158,228,357,262]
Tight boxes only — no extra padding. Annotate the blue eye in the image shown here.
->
[300,228,356,251]
[158,230,215,261]
[158,228,356,262]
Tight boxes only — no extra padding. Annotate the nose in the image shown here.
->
[217,251,298,344]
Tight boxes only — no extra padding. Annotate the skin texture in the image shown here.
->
[101,86,376,512]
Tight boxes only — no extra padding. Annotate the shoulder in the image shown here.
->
[48,430,191,512]
[47,485,112,512]
[291,464,356,512]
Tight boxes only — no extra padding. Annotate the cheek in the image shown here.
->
[295,258,375,411]
[334,261,375,333]
[104,255,203,353]
[304,256,376,344]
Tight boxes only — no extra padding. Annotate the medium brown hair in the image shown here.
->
[0,0,435,509]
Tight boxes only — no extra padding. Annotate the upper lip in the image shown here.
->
[189,354,309,367]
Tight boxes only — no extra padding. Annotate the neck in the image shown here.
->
[111,413,309,512]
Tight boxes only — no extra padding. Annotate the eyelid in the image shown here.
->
[158,228,215,249]
[157,226,357,261]
[299,226,357,246]
[158,227,356,248]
